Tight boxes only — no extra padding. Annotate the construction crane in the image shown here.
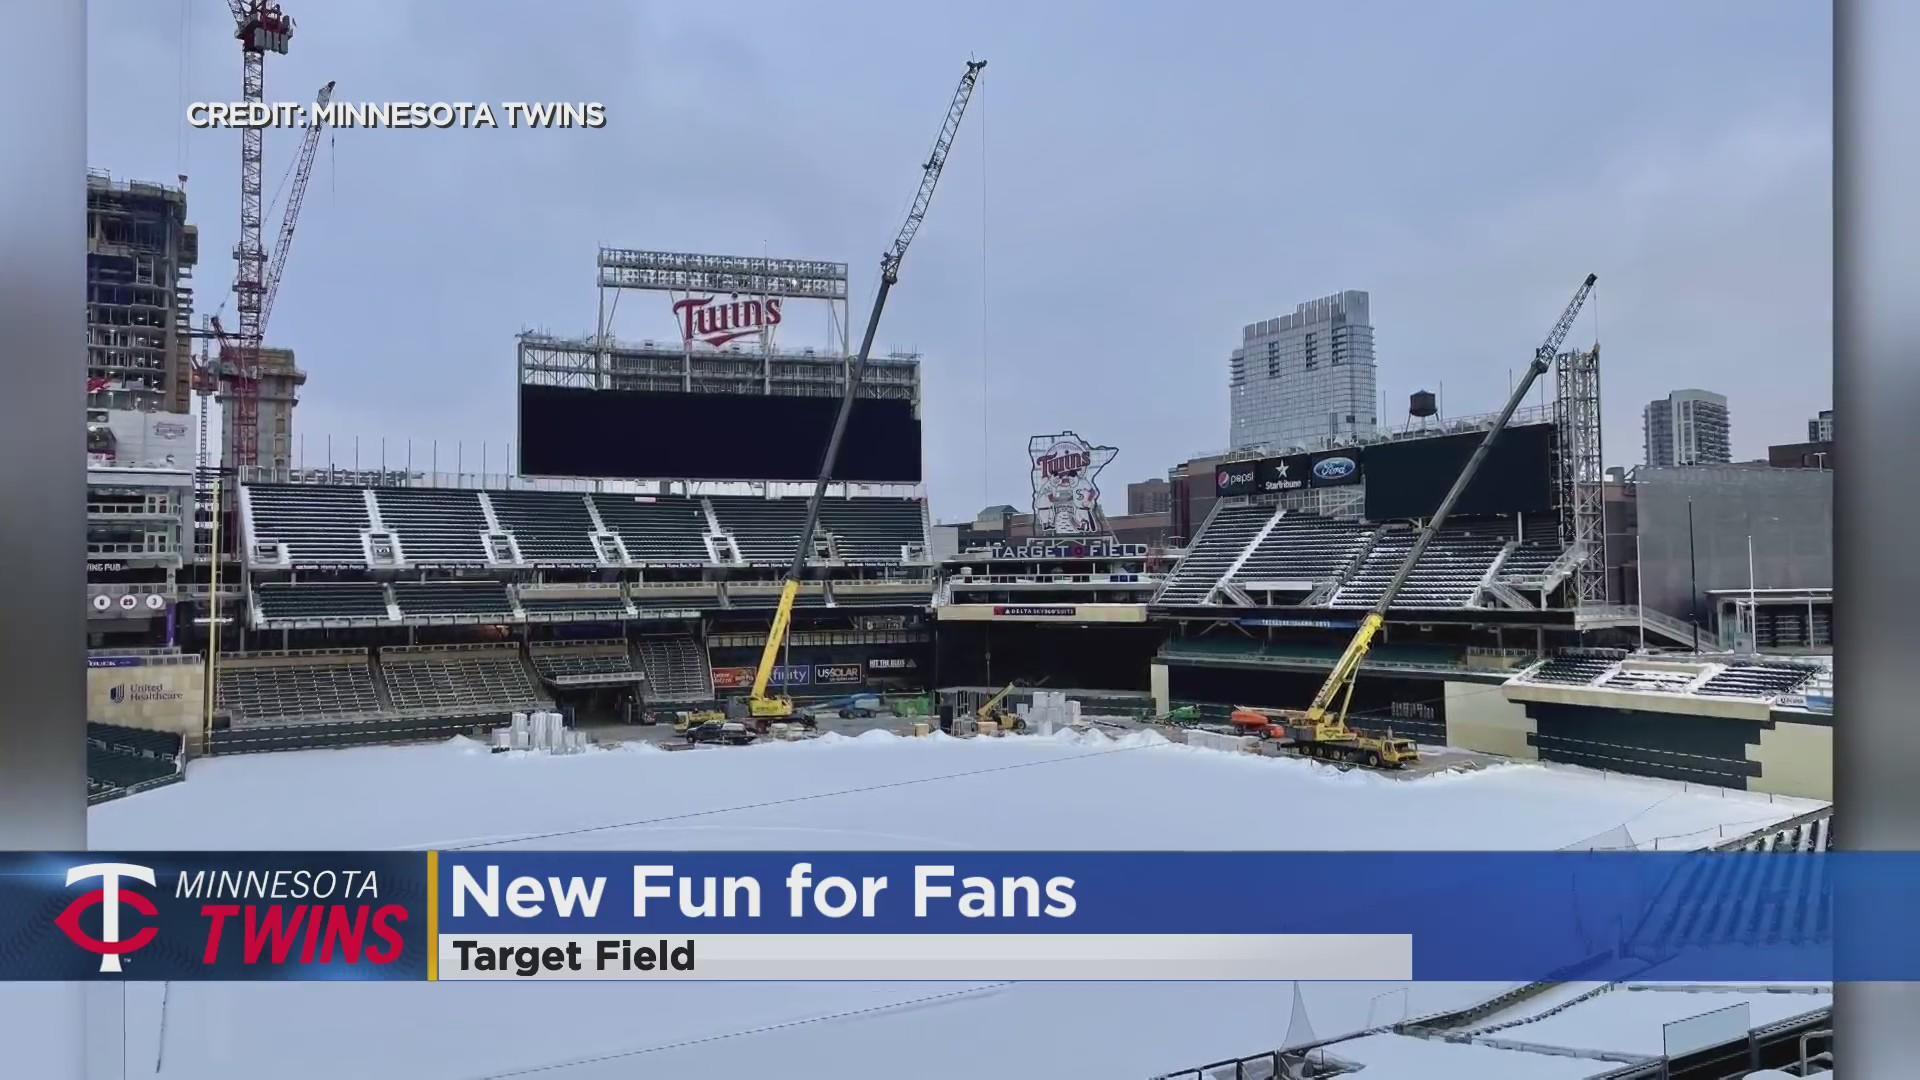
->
[223,0,297,469]
[1232,273,1598,769]
[735,59,987,725]
[201,78,333,473]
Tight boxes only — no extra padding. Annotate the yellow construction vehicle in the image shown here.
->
[1231,273,1598,771]
[976,683,1026,733]
[734,62,985,725]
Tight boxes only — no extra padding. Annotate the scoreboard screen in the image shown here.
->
[519,385,923,483]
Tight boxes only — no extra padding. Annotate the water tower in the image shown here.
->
[1407,389,1438,433]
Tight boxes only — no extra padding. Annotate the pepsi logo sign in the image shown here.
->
[1314,456,1358,482]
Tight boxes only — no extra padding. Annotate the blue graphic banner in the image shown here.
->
[5,850,1917,981]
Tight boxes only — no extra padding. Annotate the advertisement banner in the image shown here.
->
[814,664,862,685]
[1213,461,1256,497]
[87,657,203,732]
[1308,449,1364,488]
[769,665,810,687]
[1255,454,1312,494]
[710,667,753,690]
[866,657,920,672]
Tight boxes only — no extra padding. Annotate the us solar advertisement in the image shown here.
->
[5,850,1916,982]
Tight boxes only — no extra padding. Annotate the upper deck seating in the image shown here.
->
[246,484,371,565]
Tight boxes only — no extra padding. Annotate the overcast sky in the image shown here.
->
[89,2,1830,520]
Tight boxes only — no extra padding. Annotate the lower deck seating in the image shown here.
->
[217,651,383,725]
[379,645,546,717]
[1524,654,1621,685]
[635,635,712,701]
[530,641,642,686]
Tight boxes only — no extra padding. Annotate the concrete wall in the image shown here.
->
[87,656,203,733]
[1747,718,1833,801]
[1445,679,1536,759]
[1634,466,1832,635]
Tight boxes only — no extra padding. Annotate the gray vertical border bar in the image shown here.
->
[0,2,90,1076]
[1836,0,1920,1072]
[0,0,87,844]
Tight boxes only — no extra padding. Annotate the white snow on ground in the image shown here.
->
[1492,986,1834,1059]
[64,729,1821,1079]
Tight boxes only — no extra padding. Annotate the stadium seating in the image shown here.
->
[379,644,546,717]
[88,721,184,760]
[728,584,827,609]
[1328,525,1507,609]
[1598,667,1697,693]
[487,490,601,564]
[516,587,633,622]
[391,580,515,620]
[253,581,391,624]
[707,496,811,564]
[630,584,722,615]
[816,498,928,563]
[591,493,713,563]
[1695,663,1818,699]
[86,743,179,800]
[1496,517,1565,584]
[246,484,372,565]
[217,650,383,725]
[1231,514,1374,588]
[1523,653,1621,685]
[372,488,491,564]
[1154,503,1275,604]
[634,635,713,701]
[832,581,935,608]
[529,640,642,687]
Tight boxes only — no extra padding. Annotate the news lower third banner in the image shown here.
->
[2,851,1915,982]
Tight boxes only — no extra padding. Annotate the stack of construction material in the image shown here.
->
[1184,729,1257,754]
[492,710,588,755]
[1016,691,1081,736]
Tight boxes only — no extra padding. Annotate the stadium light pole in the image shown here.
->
[1687,500,1700,653]
[1635,532,1645,652]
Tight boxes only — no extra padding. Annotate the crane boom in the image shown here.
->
[259,81,334,334]
[743,60,986,714]
[1297,274,1597,721]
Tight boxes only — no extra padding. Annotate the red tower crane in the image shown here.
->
[221,0,295,468]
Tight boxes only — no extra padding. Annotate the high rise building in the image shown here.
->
[1642,389,1731,467]
[1808,408,1833,442]
[219,346,305,470]
[1126,478,1171,516]
[1229,290,1378,452]
[85,171,198,415]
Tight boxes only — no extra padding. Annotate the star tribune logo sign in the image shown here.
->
[56,862,159,972]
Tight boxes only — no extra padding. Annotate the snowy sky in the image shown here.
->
[88,1,1831,520]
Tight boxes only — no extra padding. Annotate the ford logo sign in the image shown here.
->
[1314,456,1357,481]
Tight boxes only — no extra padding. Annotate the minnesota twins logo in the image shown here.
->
[1027,432,1118,536]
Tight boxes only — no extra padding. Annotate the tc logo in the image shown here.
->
[56,862,158,972]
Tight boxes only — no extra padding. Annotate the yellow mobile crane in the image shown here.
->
[733,61,987,726]
[1232,274,1598,769]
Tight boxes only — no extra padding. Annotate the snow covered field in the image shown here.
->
[54,729,1821,1079]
